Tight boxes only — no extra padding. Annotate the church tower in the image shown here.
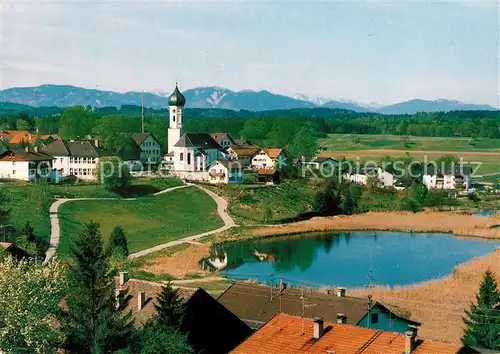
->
[167,83,186,153]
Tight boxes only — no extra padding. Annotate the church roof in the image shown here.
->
[174,133,222,150]
[168,84,186,107]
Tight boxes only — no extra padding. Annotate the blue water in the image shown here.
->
[215,232,499,288]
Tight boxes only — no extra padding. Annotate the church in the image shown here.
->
[163,84,244,184]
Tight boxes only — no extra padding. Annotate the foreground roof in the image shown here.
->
[232,147,259,157]
[263,148,284,159]
[174,133,222,150]
[41,139,111,158]
[232,314,463,354]
[219,283,373,328]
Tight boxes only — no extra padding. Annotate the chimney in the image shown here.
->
[336,313,347,324]
[336,287,346,298]
[137,291,146,310]
[94,139,99,148]
[25,146,29,152]
[33,146,38,153]
[115,289,124,309]
[313,317,324,340]
[404,325,418,353]
[279,280,287,292]
[119,271,129,286]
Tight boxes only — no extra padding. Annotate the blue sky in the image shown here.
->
[2,1,499,106]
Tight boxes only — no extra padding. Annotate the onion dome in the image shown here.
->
[168,84,186,107]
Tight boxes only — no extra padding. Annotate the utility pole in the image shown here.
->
[270,273,275,300]
[300,287,306,335]
[141,90,145,133]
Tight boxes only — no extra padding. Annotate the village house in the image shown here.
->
[208,160,244,184]
[131,133,162,163]
[251,148,287,170]
[345,165,395,188]
[302,156,338,171]
[0,130,59,145]
[210,132,238,148]
[231,313,471,354]
[218,282,419,334]
[41,139,111,181]
[422,163,472,190]
[229,147,260,168]
[115,274,251,354]
[0,147,54,182]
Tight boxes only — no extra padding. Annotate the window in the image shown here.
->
[187,153,191,165]
[12,170,16,175]
[70,168,73,175]
[60,158,63,163]
[180,153,184,161]
[173,115,176,122]
[370,313,379,324]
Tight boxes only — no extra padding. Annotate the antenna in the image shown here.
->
[300,286,307,335]
[141,90,145,133]
[270,273,275,300]
[279,278,283,314]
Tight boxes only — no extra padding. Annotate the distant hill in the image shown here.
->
[378,99,497,115]
[0,84,496,113]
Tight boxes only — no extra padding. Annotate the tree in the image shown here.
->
[16,118,29,130]
[289,124,317,158]
[127,322,192,354]
[59,106,96,139]
[398,196,421,213]
[313,180,342,216]
[97,156,131,191]
[0,257,67,353]
[462,269,500,349]
[408,182,428,205]
[60,221,133,353]
[107,226,129,257]
[154,281,185,329]
[263,205,273,222]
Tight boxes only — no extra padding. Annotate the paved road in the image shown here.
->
[43,185,191,263]
[128,184,236,259]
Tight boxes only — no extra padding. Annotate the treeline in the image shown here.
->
[0,106,499,149]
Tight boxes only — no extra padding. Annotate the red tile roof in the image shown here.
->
[263,148,284,159]
[231,314,462,354]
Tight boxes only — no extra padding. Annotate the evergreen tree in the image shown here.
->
[462,269,500,350]
[60,221,133,353]
[154,281,185,329]
[127,322,192,354]
[107,226,129,257]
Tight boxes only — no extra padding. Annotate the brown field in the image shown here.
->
[351,249,500,343]
[247,211,500,240]
[140,243,211,278]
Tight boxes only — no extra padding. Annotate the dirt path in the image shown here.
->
[128,184,235,259]
[43,185,191,263]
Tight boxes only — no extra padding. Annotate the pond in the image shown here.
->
[206,232,499,288]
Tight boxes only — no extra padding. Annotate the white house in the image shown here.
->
[131,133,162,163]
[228,147,259,168]
[208,160,244,184]
[345,166,395,188]
[210,133,238,149]
[0,147,53,182]
[41,139,111,181]
[302,157,338,171]
[251,148,287,170]
[163,84,243,184]
[422,164,472,190]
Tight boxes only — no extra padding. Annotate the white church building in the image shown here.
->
[163,84,244,184]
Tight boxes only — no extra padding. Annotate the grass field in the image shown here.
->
[206,180,320,223]
[58,187,223,257]
[318,134,500,177]
[0,177,184,242]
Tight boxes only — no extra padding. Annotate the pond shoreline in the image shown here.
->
[220,211,500,244]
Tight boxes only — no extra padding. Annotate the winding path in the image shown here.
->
[44,183,235,262]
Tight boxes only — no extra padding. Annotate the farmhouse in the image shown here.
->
[302,156,338,171]
[251,148,287,170]
[208,160,244,184]
[0,147,54,182]
[41,139,111,181]
[232,314,469,354]
[218,282,419,334]
[210,132,238,148]
[230,147,259,168]
[345,165,394,188]
[422,164,472,190]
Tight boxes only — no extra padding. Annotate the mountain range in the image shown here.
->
[0,84,496,114]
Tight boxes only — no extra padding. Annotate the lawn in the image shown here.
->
[58,187,223,257]
[317,134,500,176]
[206,180,320,223]
[318,134,500,152]
[0,177,183,243]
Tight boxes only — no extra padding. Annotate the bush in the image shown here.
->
[97,156,131,191]
[398,196,421,213]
